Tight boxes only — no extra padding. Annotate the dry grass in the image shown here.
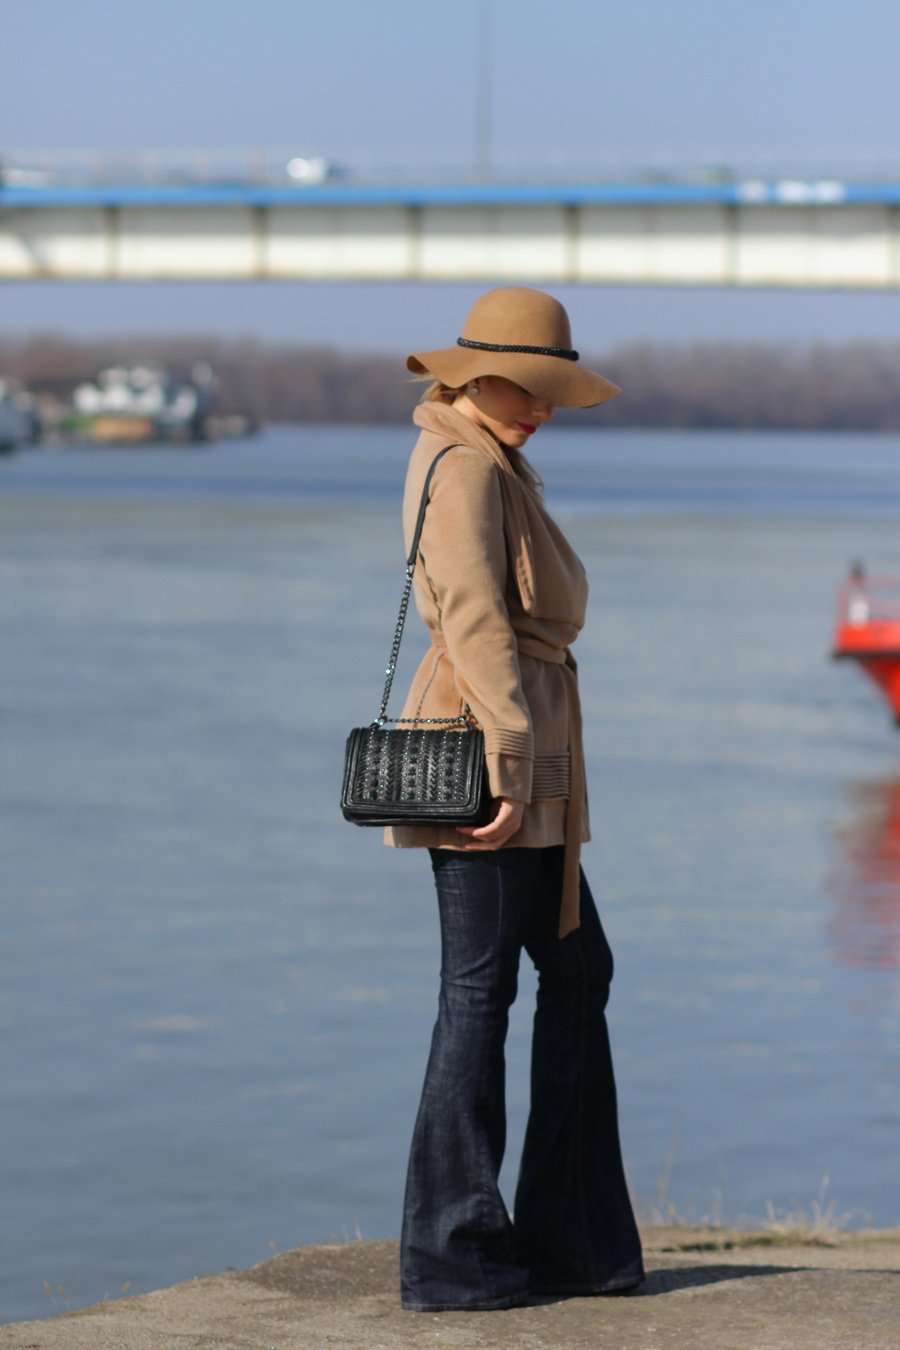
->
[638,1154,861,1245]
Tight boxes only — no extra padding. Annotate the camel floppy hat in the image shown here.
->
[407,286,621,408]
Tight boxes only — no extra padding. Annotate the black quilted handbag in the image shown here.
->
[341,445,490,827]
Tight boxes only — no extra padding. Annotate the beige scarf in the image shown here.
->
[413,401,539,613]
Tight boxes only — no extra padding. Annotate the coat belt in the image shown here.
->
[429,631,584,939]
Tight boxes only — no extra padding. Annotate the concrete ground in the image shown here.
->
[3,1227,899,1350]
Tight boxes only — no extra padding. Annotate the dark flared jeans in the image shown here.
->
[400,846,644,1311]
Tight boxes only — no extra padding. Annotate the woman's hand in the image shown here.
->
[456,797,526,850]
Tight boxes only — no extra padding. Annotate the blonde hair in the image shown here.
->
[421,379,459,406]
[416,380,543,495]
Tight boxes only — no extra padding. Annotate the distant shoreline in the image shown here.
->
[4,333,900,432]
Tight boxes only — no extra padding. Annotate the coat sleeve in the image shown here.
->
[417,447,534,802]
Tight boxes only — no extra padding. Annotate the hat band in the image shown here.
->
[457,336,579,362]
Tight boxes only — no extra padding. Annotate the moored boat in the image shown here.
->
[67,365,211,444]
[0,377,38,453]
[832,563,900,724]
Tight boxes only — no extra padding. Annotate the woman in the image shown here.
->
[387,287,644,1311]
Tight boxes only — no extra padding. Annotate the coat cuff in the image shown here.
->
[483,727,534,759]
[486,752,533,803]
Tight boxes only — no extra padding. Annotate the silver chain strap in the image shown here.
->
[373,445,472,730]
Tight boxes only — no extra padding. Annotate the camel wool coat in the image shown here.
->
[384,400,591,937]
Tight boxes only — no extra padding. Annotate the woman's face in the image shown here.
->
[455,376,554,449]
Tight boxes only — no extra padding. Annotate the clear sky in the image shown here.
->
[3,0,900,351]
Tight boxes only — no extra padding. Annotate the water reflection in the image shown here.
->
[828,776,900,970]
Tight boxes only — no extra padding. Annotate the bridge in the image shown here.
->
[3,176,900,288]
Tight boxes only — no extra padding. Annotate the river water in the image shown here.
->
[2,425,899,1323]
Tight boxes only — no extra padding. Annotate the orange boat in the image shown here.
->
[832,564,900,724]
